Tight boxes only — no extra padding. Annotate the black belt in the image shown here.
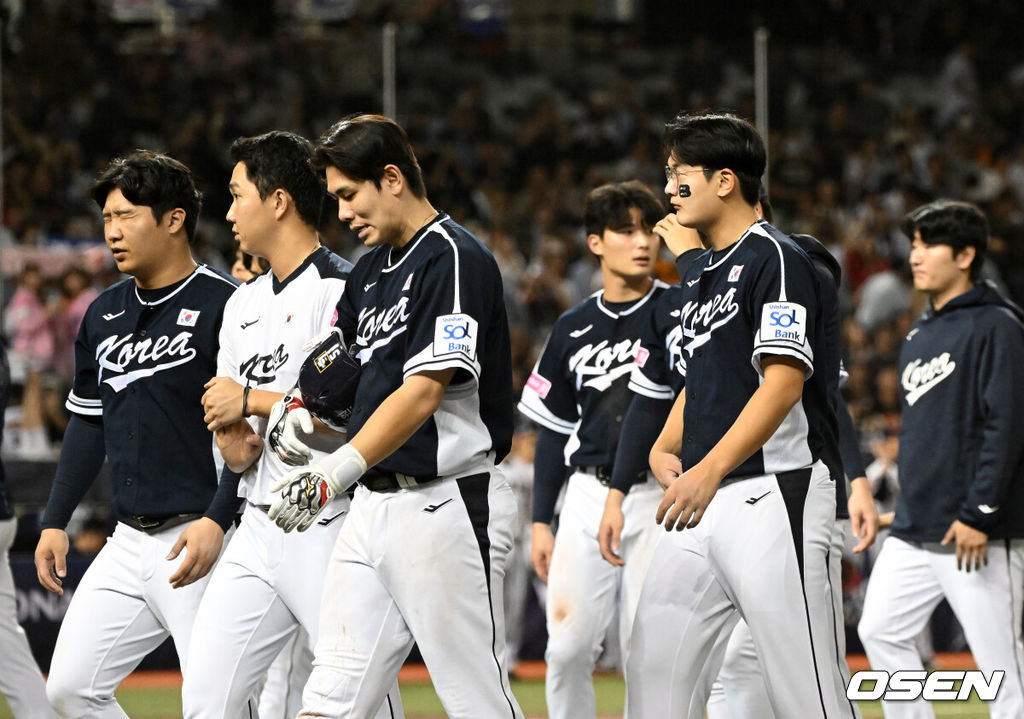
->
[574,466,648,487]
[359,468,440,492]
[121,513,203,534]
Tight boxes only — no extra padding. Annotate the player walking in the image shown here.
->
[268,114,524,719]
[628,112,851,718]
[858,200,1024,719]
[182,131,402,718]
[518,181,668,719]
[33,151,241,718]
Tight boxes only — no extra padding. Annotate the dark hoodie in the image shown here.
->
[892,281,1024,541]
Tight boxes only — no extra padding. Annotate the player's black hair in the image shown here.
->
[92,150,203,244]
[757,185,774,224]
[230,131,324,229]
[663,112,765,206]
[902,199,988,280]
[312,114,426,199]
[584,181,664,237]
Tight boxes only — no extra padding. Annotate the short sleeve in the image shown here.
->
[629,292,681,400]
[748,243,817,379]
[65,310,102,417]
[517,327,578,435]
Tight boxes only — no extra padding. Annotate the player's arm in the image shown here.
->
[943,318,1024,571]
[600,394,673,566]
[658,356,804,531]
[35,414,106,594]
[837,393,877,553]
[201,376,285,430]
[166,464,243,589]
[530,427,571,582]
[649,390,686,488]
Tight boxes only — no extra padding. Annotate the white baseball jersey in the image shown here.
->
[217,247,348,504]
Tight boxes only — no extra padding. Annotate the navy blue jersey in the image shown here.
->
[336,213,513,476]
[628,283,687,401]
[677,220,834,480]
[892,283,1024,541]
[0,343,12,520]
[519,281,670,467]
[65,266,238,519]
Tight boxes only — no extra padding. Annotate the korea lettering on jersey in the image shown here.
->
[676,222,827,479]
[628,284,688,401]
[519,283,668,468]
[65,266,238,518]
[336,214,514,477]
[217,248,350,503]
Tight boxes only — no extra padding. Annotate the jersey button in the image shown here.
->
[128,432,134,439]
[125,478,133,486]
[140,330,147,337]
[689,392,696,400]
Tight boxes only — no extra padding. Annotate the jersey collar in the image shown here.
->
[134,265,200,307]
[595,279,664,319]
[702,219,767,272]
[272,246,326,295]
[382,212,448,274]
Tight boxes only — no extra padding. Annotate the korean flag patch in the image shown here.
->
[177,309,200,327]
[759,302,806,344]
[433,313,478,360]
[728,265,743,283]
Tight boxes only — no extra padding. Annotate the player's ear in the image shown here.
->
[165,207,186,235]
[272,188,290,220]
[954,245,976,272]
[381,164,403,196]
[586,232,604,257]
[716,169,737,199]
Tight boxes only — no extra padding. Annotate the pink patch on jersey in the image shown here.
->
[634,347,650,367]
[526,372,552,399]
[331,309,338,325]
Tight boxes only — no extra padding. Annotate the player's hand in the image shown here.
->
[656,465,721,531]
[847,476,879,553]
[598,490,627,566]
[654,213,703,258]
[268,444,367,533]
[941,519,988,572]
[649,449,683,490]
[167,518,224,588]
[266,392,314,466]
[202,376,245,431]
[268,467,336,533]
[215,419,264,472]
[531,523,555,583]
[35,528,70,595]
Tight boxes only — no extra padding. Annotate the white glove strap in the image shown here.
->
[322,443,367,494]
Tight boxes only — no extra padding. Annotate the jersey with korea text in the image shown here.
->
[678,220,834,479]
[335,213,513,477]
[518,281,670,467]
[891,282,1024,542]
[628,282,687,401]
[217,247,350,504]
[65,265,238,519]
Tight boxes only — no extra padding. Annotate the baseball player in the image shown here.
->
[182,131,402,719]
[858,200,1024,719]
[33,151,242,718]
[267,114,524,719]
[628,112,852,718]
[0,342,55,719]
[518,181,668,718]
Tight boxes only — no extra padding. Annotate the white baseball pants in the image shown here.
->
[47,519,223,718]
[299,471,524,719]
[627,463,851,718]
[0,517,55,718]
[545,471,662,719]
[859,535,1024,719]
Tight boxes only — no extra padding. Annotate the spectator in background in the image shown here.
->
[4,263,55,459]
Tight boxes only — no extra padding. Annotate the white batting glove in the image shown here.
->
[266,390,314,466]
[267,444,367,532]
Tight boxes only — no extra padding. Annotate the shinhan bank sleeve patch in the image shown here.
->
[432,313,478,359]
[759,302,807,345]
[526,371,552,399]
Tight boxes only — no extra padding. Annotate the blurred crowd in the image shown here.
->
[2,0,1023,574]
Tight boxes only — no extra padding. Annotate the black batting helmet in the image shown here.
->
[297,328,361,428]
